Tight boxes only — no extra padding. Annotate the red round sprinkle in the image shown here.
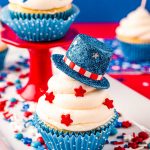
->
[112,141,124,145]
[114,146,125,150]
[0,76,4,80]
[61,114,73,126]
[15,67,21,72]
[24,111,32,118]
[37,137,44,144]
[128,142,138,149]
[27,144,30,146]
[103,98,114,109]
[138,131,149,140]
[122,121,132,128]
[19,73,29,78]
[74,86,86,97]
[7,81,14,86]
[45,92,55,104]
[0,100,7,112]
[0,87,6,93]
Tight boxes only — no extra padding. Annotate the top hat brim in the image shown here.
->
[52,54,110,89]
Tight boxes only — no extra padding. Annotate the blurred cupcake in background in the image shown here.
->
[8,0,74,19]
[33,34,118,150]
[1,0,79,42]
[116,6,150,62]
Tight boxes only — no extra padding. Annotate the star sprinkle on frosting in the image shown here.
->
[74,86,86,97]
[45,92,55,104]
[103,98,114,109]
[92,53,99,59]
[61,114,73,126]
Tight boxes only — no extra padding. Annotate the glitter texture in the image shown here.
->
[52,34,113,89]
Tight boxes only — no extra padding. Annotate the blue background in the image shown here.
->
[0,0,150,22]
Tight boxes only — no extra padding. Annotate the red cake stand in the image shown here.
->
[1,24,78,102]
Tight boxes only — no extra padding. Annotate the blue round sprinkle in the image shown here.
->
[1,72,7,77]
[15,133,23,140]
[8,65,16,71]
[15,79,21,84]
[22,104,29,111]
[148,143,150,149]
[115,121,122,128]
[110,128,118,136]
[31,141,41,148]
[116,135,124,139]
[10,98,17,102]
[22,137,32,145]
[124,144,128,148]
[16,84,22,90]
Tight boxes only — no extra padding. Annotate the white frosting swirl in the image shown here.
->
[36,73,114,132]
[116,7,150,40]
[9,0,73,10]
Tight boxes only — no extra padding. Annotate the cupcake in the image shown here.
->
[33,34,118,150]
[116,7,150,62]
[1,0,79,42]
[8,0,74,20]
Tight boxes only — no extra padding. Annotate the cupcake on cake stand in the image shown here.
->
[1,0,79,102]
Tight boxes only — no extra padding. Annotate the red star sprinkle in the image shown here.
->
[0,87,6,93]
[131,136,143,143]
[74,86,86,97]
[103,98,114,109]
[7,81,14,86]
[128,142,138,149]
[122,121,132,128]
[45,92,55,103]
[61,114,73,126]
[138,131,149,140]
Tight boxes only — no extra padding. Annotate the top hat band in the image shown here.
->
[63,56,103,81]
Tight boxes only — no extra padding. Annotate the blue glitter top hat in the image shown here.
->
[52,34,113,89]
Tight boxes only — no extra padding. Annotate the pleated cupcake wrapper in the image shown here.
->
[9,7,74,20]
[0,48,8,70]
[1,5,79,42]
[119,40,150,62]
[33,111,118,150]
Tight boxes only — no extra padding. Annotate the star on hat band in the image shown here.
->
[63,56,103,81]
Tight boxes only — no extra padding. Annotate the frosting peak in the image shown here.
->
[36,73,114,132]
[9,0,73,10]
[116,7,150,41]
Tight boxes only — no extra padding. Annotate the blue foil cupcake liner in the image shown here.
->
[33,111,118,150]
[1,5,79,42]
[0,48,8,70]
[119,40,150,62]
[9,6,73,20]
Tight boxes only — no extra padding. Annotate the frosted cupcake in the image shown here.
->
[116,7,150,62]
[33,34,118,150]
[9,0,74,19]
[1,0,79,42]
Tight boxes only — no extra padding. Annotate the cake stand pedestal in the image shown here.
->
[1,24,78,102]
